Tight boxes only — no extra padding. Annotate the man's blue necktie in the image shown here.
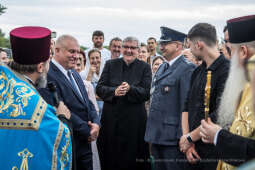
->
[67,70,83,99]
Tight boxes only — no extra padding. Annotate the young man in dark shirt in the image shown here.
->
[179,23,230,170]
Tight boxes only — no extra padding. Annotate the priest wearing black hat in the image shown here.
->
[145,26,195,170]
[0,26,72,169]
[199,15,255,169]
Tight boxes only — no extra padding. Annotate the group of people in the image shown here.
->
[0,14,255,170]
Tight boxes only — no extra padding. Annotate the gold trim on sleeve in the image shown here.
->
[51,122,64,170]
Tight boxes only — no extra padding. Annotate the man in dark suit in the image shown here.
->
[43,35,100,170]
[200,15,255,168]
[144,27,195,170]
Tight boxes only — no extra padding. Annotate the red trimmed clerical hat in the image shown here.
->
[227,15,255,44]
[10,26,51,65]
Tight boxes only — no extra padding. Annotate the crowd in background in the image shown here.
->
[1,14,255,170]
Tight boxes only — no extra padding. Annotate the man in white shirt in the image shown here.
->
[147,37,161,65]
[81,30,111,80]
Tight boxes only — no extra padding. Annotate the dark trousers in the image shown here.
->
[76,143,93,170]
[151,144,185,170]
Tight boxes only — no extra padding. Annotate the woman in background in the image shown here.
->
[75,50,101,170]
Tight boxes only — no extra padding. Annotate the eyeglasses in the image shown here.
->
[122,45,138,50]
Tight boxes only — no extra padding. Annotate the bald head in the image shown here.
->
[56,35,78,49]
[54,35,80,70]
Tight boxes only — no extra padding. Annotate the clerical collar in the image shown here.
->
[122,58,136,66]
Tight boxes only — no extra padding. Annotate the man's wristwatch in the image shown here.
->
[186,133,193,143]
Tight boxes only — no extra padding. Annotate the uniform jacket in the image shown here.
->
[145,55,195,145]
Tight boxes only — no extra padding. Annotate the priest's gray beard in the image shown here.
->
[35,72,47,88]
[217,51,247,129]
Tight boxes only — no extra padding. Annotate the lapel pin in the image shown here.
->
[164,86,170,92]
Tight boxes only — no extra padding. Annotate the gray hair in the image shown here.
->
[231,40,255,52]
[109,37,122,47]
[123,36,140,48]
[56,35,78,48]
[8,61,41,74]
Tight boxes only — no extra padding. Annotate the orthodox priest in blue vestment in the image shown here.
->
[0,26,72,170]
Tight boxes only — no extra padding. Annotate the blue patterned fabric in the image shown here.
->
[0,64,72,170]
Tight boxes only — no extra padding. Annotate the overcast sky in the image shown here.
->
[0,0,254,47]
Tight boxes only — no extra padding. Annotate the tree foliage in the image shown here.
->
[0,4,7,15]
[80,45,88,51]
[0,29,11,48]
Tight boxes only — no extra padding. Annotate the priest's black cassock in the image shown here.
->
[96,58,151,170]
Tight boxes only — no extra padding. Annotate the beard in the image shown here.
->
[35,72,47,88]
[94,42,103,48]
[217,51,247,129]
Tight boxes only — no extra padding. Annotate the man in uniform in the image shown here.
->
[0,26,72,169]
[145,26,195,170]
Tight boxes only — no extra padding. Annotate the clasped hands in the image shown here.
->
[115,82,130,96]
[179,135,201,164]
[179,134,192,153]
[88,121,100,142]
[179,118,221,164]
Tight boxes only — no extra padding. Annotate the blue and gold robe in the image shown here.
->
[0,63,72,170]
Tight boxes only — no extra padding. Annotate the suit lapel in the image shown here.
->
[50,62,86,105]
[155,56,184,82]
[71,69,89,106]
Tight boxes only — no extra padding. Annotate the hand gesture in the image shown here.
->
[88,121,100,142]
[90,65,97,73]
[56,101,71,120]
[200,118,222,144]
[179,134,192,153]
[186,144,201,164]
[114,82,130,96]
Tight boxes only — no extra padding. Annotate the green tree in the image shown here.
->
[80,45,88,51]
[0,29,11,48]
[0,4,7,15]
